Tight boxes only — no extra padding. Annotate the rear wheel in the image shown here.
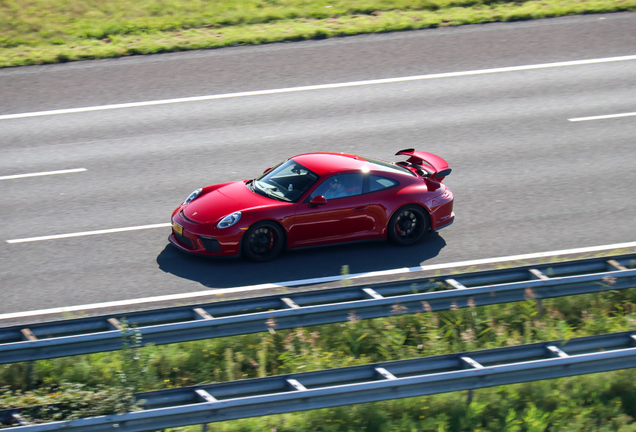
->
[388,205,428,246]
[242,221,284,262]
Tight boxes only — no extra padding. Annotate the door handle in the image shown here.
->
[354,206,367,211]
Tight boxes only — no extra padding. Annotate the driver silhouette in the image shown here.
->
[323,177,345,199]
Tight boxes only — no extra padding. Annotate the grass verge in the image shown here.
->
[1,0,635,68]
[3,283,636,429]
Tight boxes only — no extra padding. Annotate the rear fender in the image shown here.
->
[388,202,432,233]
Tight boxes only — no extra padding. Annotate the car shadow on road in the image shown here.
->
[156,232,447,288]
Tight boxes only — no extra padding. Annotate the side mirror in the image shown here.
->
[309,195,327,207]
[263,167,273,174]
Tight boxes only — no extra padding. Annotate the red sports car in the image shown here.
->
[169,149,454,261]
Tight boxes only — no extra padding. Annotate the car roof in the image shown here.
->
[291,152,377,176]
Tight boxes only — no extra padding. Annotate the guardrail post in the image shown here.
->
[12,413,29,426]
[287,379,307,391]
[546,345,569,358]
[362,288,384,299]
[25,361,34,391]
[375,367,397,380]
[445,279,467,290]
[107,318,122,330]
[193,308,214,320]
[20,328,37,341]
[194,389,214,431]
[281,298,300,309]
[528,269,547,316]
[20,328,37,390]
[460,356,482,405]
[607,260,628,271]
[195,389,217,403]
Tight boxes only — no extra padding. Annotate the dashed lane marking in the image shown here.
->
[0,168,86,181]
[569,111,636,122]
[6,223,171,243]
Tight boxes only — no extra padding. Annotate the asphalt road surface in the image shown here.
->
[1,12,635,316]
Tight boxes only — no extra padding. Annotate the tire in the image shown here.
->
[242,221,285,262]
[387,205,429,246]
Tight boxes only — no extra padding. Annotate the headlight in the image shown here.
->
[217,211,242,229]
[183,188,202,205]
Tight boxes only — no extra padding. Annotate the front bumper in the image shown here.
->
[169,213,243,257]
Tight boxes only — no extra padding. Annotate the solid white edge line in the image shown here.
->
[568,112,636,122]
[2,54,636,121]
[0,168,87,181]
[1,240,635,321]
[6,223,172,243]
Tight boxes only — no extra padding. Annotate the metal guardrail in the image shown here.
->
[1,254,635,364]
[4,330,636,430]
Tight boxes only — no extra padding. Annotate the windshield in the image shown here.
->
[251,159,319,202]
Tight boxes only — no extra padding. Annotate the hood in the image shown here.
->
[182,181,277,223]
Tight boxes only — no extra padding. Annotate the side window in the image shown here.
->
[368,175,399,193]
[311,173,363,200]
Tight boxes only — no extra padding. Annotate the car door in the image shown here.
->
[291,173,375,246]
[363,174,402,234]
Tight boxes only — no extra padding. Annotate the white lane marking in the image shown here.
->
[6,223,171,244]
[2,54,636,121]
[569,111,636,122]
[1,240,635,321]
[0,168,87,181]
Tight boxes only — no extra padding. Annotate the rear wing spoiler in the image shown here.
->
[395,148,451,181]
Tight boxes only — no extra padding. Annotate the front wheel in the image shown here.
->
[387,205,429,246]
[242,221,284,262]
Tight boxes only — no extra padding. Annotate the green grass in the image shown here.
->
[1,0,635,68]
[4,285,636,429]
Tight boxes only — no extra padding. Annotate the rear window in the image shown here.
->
[364,157,416,176]
[369,175,399,192]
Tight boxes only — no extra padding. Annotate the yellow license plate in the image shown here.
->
[172,222,183,235]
